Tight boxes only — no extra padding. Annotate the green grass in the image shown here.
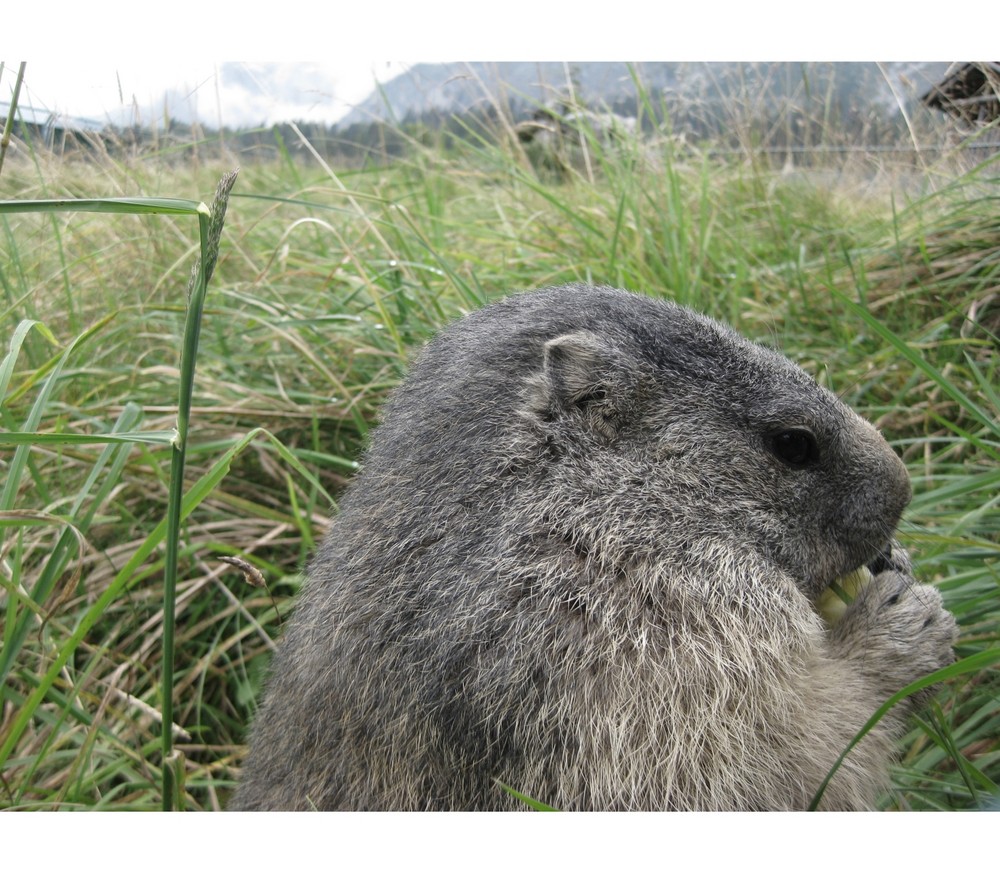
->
[0,87,997,810]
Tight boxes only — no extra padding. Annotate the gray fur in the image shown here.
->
[231,284,957,810]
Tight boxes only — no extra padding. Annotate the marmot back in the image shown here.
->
[232,284,956,810]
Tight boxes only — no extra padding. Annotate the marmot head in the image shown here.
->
[512,286,911,597]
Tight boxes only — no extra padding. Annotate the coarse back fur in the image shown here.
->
[232,284,956,810]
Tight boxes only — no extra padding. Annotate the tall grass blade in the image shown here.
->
[0,421,272,780]
[830,286,999,447]
[0,61,27,177]
[0,314,116,511]
[808,649,1000,810]
[0,402,145,685]
[160,168,238,810]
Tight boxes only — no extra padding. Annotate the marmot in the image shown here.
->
[232,284,957,810]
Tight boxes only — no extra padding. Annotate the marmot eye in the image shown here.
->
[768,428,819,468]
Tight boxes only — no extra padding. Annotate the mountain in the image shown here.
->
[338,62,666,125]
[336,62,954,129]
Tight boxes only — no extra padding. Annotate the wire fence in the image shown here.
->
[703,139,1000,157]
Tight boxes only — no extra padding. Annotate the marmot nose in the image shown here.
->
[838,422,912,543]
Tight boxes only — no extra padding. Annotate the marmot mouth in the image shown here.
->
[814,565,874,625]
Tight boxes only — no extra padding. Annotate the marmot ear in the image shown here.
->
[522,331,632,443]
[542,331,616,409]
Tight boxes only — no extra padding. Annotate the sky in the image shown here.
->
[5,2,995,130]
[13,61,412,128]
